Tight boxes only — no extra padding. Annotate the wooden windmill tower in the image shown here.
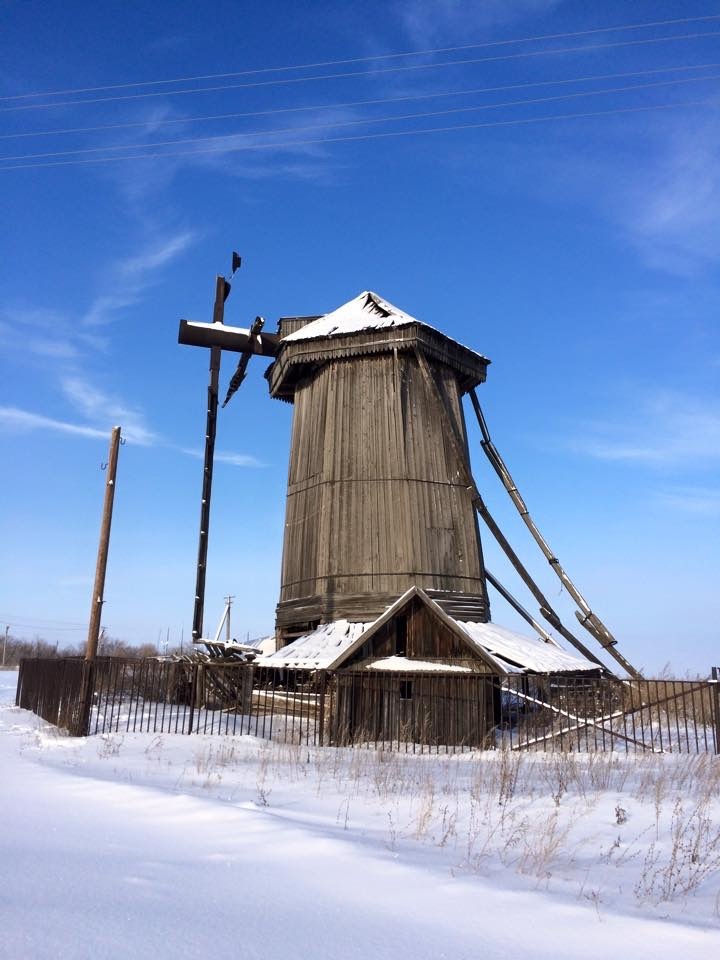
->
[180,282,640,678]
[267,291,491,642]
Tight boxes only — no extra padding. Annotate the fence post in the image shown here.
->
[187,663,198,735]
[75,660,95,737]
[712,667,720,755]
[15,660,24,707]
[318,670,327,747]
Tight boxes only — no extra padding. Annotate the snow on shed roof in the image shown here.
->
[453,620,598,674]
[243,634,278,656]
[364,657,473,673]
[258,620,372,670]
[258,587,599,674]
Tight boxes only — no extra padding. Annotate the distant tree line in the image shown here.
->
[1,633,167,667]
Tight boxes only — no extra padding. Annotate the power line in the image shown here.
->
[3,60,718,141]
[0,613,87,627]
[5,73,719,163]
[3,30,719,114]
[4,622,87,632]
[1,95,716,172]
[4,13,720,102]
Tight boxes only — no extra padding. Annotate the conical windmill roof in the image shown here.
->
[283,290,447,343]
[269,289,488,400]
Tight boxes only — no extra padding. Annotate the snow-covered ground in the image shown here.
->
[2,668,719,959]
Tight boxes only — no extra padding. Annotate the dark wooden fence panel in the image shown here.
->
[16,658,91,736]
[14,658,720,755]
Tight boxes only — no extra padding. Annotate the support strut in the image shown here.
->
[468,388,641,679]
[413,347,632,676]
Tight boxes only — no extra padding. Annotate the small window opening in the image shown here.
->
[396,616,407,656]
[399,680,413,701]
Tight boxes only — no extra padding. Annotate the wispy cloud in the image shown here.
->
[394,0,564,45]
[655,486,720,516]
[82,230,195,327]
[620,119,720,273]
[119,232,195,277]
[1,229,195,367]
[102,101,349,206]
[0,406,109,440]
[574,390,720,466]
[61,376,159,446]
[1,399,263,468]
[179,447,264,468]
[0,306,90,361]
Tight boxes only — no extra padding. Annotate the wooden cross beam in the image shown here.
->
[178,318,279,356]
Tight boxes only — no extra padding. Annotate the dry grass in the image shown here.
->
[70,726,720,917]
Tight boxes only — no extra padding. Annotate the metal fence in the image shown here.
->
[15,657,720,754]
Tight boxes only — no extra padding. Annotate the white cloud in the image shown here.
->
[179,447,264,468]
[215,450,264,468]
[0,402,263,467]
[0,307,82,360]
[620,119,720,273]
[82,229,195,327]
[60,376,159,446]
[656,486,720,516]
[119,231,195,277]
[0,406,109,440]
[395,0,565,46]
[577,390,720,466]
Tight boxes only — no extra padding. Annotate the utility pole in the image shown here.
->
[224,595,234,642]
[86,426,121,661]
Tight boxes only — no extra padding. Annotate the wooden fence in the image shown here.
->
[15,657,720,754]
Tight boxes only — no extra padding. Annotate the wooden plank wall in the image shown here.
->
[276,351,489,637]
[331,672,495,748]
[343,597,491,670]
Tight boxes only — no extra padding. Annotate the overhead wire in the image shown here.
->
[2,60,718,141]
[2,96,716,172]
[0,614,86,627]
[4,72,720,163]
[4,12,720,101]
[3,30,720,113]
[2,621,86,632]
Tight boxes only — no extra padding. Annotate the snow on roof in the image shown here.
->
[282,291,429,343]
[258,620,372,670]
[244,634,278,656]
[364,657,473,673]
[453,620,598,674]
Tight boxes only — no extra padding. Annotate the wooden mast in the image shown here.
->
[191,275,228,642]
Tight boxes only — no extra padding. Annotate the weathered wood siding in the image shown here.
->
[330,672,497,747]
[343,596,492,670]
[275,348,489,636]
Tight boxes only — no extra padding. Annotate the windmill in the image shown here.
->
[179,282,640,678]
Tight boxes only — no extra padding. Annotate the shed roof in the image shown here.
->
[258,620,372,669]
[259,588,599,675]
[453,620,598,674]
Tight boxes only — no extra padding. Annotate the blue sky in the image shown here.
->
[1,0,718,674]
